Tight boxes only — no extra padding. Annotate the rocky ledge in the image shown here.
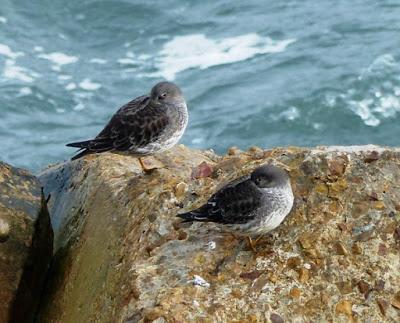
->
[0,162,53,323]
[31,144,400,322]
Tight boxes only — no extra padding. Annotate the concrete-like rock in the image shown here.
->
[37,145,400,322]
[0,161,53,323]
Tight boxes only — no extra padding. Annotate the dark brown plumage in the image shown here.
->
[66,82,188,160]
[177,164,294,236]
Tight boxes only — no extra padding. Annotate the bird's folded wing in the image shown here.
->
[209,179,263,224]
[85,96,169,152]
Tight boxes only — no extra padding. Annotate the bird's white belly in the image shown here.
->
[231,188,294,236]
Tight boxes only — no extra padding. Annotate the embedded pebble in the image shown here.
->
[227,146,241,156]
[377,299,388,316]
[270,313,284,323]
[391,291,400,309]
[191,161,213,179]
[174,182,188,198]
[335,299,353,316]
[206,241,216,250]
[0,218,10,243]
[191,275,210,288]
[364,151,380,163]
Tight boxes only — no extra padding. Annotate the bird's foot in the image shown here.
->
[246,236,263,253]
[138,157,164,173]
[138,157,146,171]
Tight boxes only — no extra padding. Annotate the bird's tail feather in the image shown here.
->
[66,140,92,148]
[176,211,210,222]
[71,149,92,161]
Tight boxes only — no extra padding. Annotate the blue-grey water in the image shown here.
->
[1,1,400,172]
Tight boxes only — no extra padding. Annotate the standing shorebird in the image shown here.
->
[177,164,294,249]
[66,82,188,166]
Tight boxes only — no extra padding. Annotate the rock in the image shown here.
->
[174,182,188,199]
[247,146,264,159]
[270,313,284,323]
[377,299,388,316]
[336,281,353,295]
[298,267,310,283]
[392,291,400,310]
[36,145,400,322]
[0,161,53,323]
[374,279,385,292]
[351,242,362,255]
[364,151,380,163]
[328,156,347,177]
[334,241,348,255]
[357,280,371,299]
[239,270,262,280]
[227,146,241,156]
[191,161,213,179]
[289,287,301,298]
[0,218,10,242]
[139,156,165,172]
[335,299,352,317]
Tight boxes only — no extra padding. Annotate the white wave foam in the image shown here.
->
[374,95,400,117]
[65,82,77,91]
[18,87,33,96]
[0,17,7,24]
[348,93,400,127]
[90,58,107,64]
[349,99,380,126]
[118,58,137,65]
[3,59,37,83]
[38,52,78,68]
[366,54,396,74]
[153,33,296,80]
[191,137,204,145]
[73,102,85,111]
[0,43,24,59]
[34,46,44,52]
[79,78,101,91]
[345,54,400,127]
[58,74,72,80]
[73,92,94,99]
[272,106,300,121]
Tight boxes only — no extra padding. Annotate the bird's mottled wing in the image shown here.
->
[198,178,262,224]
[84,95,168,152]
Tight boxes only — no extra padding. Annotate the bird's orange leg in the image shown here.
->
[138,157,146,171]
[246,235,263,253]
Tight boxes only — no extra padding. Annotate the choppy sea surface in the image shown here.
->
[1,1,400,172]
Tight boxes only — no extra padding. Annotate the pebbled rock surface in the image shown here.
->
[37,145,400,322]
[0,161,53,323]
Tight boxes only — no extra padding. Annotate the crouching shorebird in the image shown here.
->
[177,164,294,250]
[66,82,188,167]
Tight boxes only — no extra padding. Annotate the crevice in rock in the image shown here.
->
[9,189,53,323]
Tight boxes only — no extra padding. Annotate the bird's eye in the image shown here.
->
[158,92,167,100]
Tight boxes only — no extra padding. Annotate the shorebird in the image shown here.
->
[177,164,294,250]
[66,82,188,168]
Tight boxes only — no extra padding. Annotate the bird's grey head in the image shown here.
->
[150,82,185,107]
[250,164,290,189]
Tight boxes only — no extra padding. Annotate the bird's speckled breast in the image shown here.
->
[134,102,188,155]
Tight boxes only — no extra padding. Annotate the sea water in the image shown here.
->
[1,0,399,171]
